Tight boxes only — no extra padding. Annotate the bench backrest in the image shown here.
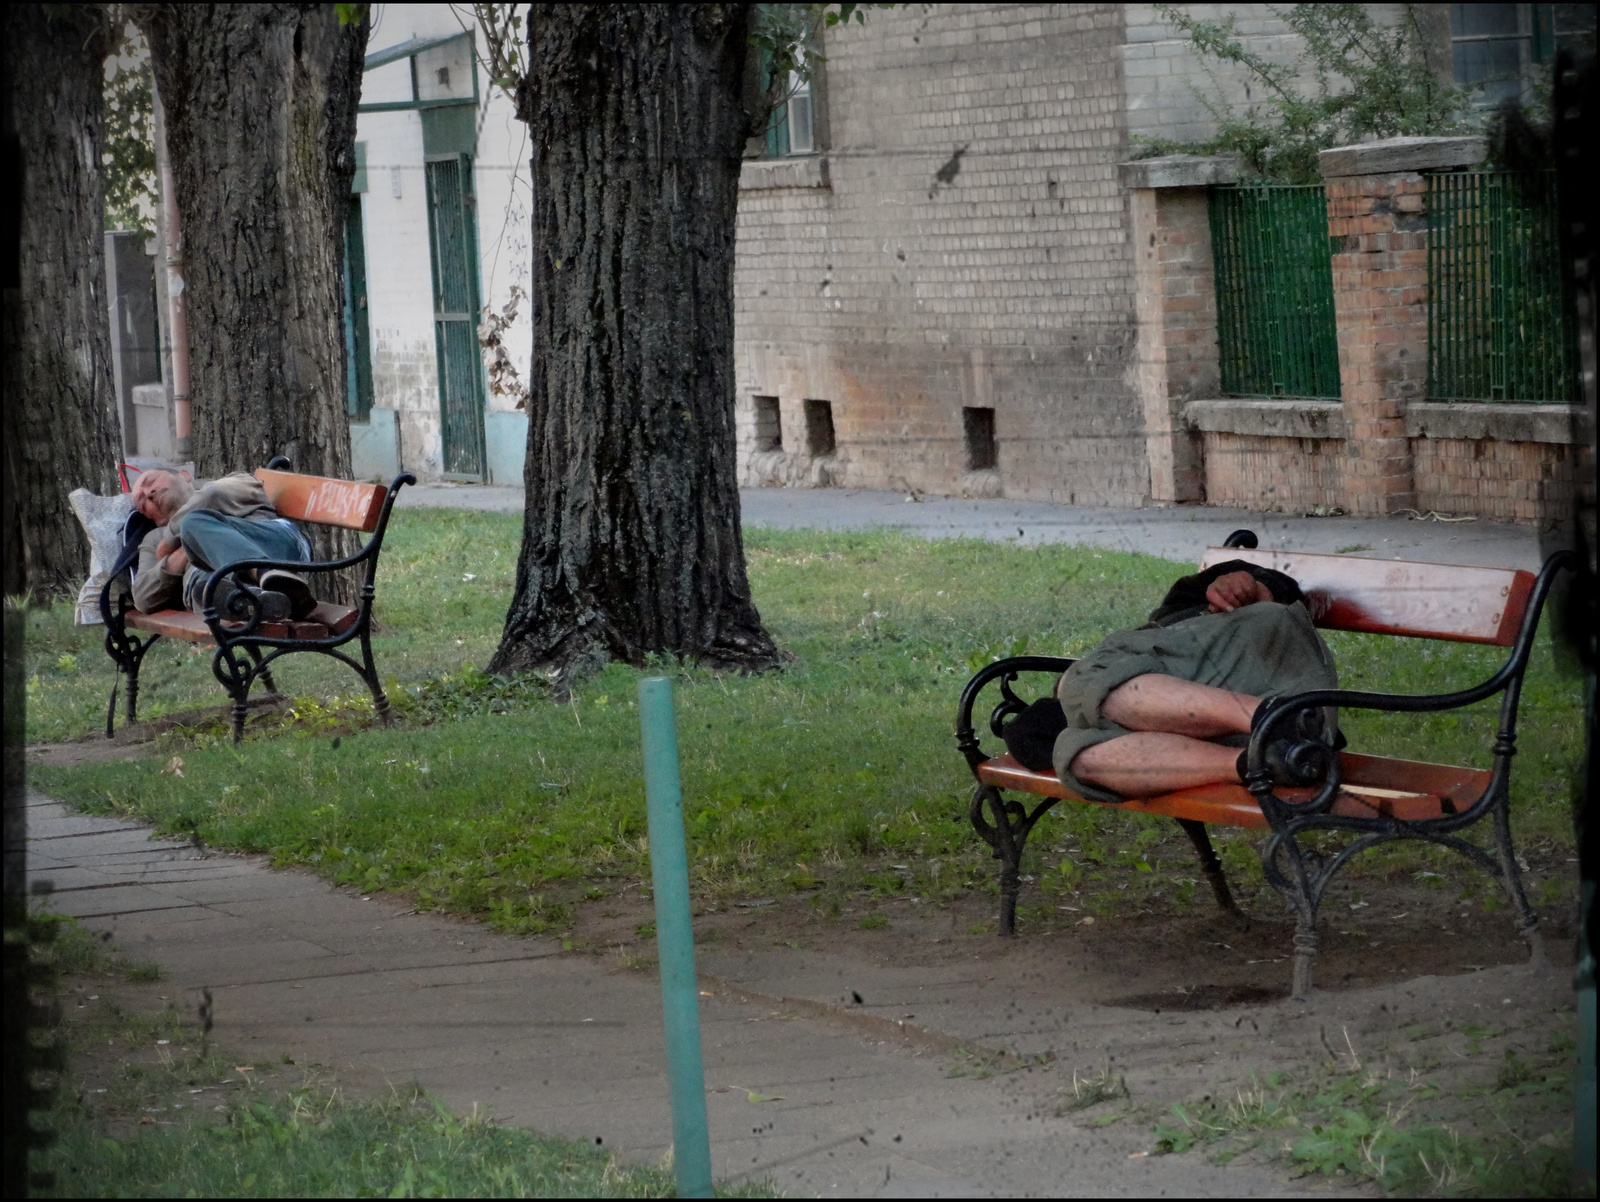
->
[255,469,387,533]
[1199,547,1535,646]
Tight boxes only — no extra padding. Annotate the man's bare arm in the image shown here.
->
[1205,570,1274,613]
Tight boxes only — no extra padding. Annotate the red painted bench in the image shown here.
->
[103,460,415,743]
[954,530,1572,997]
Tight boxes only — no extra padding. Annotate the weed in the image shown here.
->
[1057,1064,1128,1113]
[856,913,888,930]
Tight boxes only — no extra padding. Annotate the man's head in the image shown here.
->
[131,470,193,525]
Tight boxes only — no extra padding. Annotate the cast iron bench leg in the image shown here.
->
[1262,834,1321,999]
[1176,818,1239,916]
[358,624,393,726]
[1493,802,1544,964]
[247,645,278,696]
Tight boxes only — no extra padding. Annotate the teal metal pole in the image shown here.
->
[638,677,713,1199]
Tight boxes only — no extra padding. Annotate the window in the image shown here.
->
[803,399,835,457]
[963,407,997,471]
[1450,4,1555,108]
[764,71,814,157]
[752,396,782,452]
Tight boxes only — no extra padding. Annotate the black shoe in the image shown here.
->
[1254,696,1326,743]
[260,570,317,620]
[1237,739,1333,789]
[213,578,291,623]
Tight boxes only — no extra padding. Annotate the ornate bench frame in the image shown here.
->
[954,530,1574,997]
[101,459,416,744]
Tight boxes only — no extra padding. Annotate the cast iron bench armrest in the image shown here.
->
[955,654,1074,773]
[1244,548,1575,819]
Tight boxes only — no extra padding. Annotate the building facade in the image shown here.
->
[730,3,1595,523]
[347,5,531,483]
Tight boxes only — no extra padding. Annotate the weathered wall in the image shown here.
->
[1122,4,1416,148]
[356,7,531,482]
[733,2,1150,505]
[1411,438,1583,522]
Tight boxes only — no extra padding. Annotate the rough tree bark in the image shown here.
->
[491,4,784,679]
[2,5,124,599]
[142,3,367,594]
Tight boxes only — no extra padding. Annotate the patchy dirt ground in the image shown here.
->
[571,864,1578,1008]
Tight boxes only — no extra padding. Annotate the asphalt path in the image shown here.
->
[398,483,1544,571]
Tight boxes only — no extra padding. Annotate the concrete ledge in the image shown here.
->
[1183,399,1346,440]
[740,155,829,191]
[350,407,401,483]
[1319,136,1485,178]
[484,410,528,485]
[1120,154,1238,189]
[1406,401,1591,445]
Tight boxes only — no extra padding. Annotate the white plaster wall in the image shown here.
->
[356,3,532,480]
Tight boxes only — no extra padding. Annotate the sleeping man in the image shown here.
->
[1004,560,1338,800]
[127,469,317,621]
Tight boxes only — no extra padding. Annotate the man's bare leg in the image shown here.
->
[1093,673,1260,738]
[1064,673,1262,797]
[1072,733,1242,798]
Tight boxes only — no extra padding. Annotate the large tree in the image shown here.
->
[139,2,367,581]
[2,5,124,600]
[488,3,788,680]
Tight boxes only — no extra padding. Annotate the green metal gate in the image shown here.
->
[342,195,375,422]
[1427,171,1580,403]
[1208,184,1341,400]
[425,153,487,478]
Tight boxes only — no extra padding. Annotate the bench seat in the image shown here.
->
[124,602,360,645]
[977,751,1490,830]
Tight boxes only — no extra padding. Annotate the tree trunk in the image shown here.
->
[491,4,783,680]
[2,5,123,600]
[142,3,367,597]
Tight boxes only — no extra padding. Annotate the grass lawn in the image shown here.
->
[24,509,1586,934]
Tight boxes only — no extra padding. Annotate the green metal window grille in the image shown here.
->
[1208,184,1341,401]
[1427,170,1580,403]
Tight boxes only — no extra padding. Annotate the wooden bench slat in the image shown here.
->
[125,602,358,646]
[975,752,1488,831]
[1199,547,1534,646]
[254,468,387,532]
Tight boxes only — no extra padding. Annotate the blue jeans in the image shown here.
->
[179,511,309,612]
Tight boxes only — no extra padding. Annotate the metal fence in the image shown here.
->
[1427,171,1580,403]
[1208,184,1342,401]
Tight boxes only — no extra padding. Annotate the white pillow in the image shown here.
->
[68,489,135,626]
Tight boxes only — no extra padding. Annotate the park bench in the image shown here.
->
[955,530,1574,997]
[101,459,416,744]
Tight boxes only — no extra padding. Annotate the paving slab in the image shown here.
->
[24,793,1334,1198]
[397,483,1545,570]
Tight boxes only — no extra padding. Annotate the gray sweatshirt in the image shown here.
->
[132,473,282,612]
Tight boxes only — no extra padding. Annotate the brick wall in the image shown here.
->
[733,3,1151,505]
[1199,432,1345,512]
[1324,170,1428,514]
[1412,438,1589,523]
[1129,183,1213,502]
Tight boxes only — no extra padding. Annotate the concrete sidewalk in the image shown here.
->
[28,791,1341,1198]
[398,483,1547,571]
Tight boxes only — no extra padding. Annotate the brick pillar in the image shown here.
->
[1319,136,1484,516]
[1122,156,1235,505]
